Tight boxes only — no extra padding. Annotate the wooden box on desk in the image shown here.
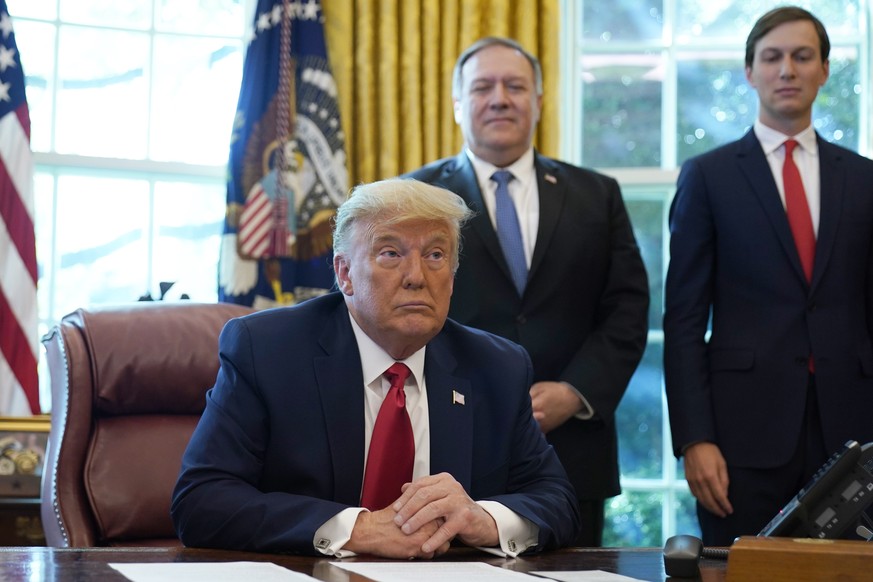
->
[727,536,873,581]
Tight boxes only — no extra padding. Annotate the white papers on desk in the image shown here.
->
[109,561,316,582]
[331,562,644,581]
[332,562,535,580]
[531,571,645,581]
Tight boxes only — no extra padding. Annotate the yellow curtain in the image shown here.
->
[323,0,560,187]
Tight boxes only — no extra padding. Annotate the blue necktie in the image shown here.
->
[492,170,527,295]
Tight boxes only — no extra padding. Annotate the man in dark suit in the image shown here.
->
[404,37,650,547]
[172,178,580,557]
[664,6,873,546]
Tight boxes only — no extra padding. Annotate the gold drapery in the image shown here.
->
[322,0,560,187]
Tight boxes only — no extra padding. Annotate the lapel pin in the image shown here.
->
[544,173,557,184]
[452,390,466,405]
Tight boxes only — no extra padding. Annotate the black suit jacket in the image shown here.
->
[664,130,873,467]
[404,152,650,500]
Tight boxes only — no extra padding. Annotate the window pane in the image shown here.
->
[52,176,150,320]
[581,53,663,167]
[6,0,57,20]
[618,343,664,479]
[676,56,753,165]
[156,0,245,35]
[605,490,664,546]
[34,172,55,323]
[59,0,151,29]
[626,196,665,329]
[55,26,150,158]
[150,35,243,164]
[674,0,863,43]
[674,489,701,537]
[582,0,663,42]
[13,20,55,153]
[152,181,225,302]
[813,51,860,150]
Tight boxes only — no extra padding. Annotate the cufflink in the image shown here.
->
[508,540,517,553]
[316,538,331,550]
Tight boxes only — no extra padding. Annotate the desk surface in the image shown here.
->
[0,546,728,581]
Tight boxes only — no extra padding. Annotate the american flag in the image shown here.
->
[0,1,38,416]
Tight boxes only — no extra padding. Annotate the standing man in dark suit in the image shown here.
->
[404,37,650,547]
[172,178,580,557]
[664,6,873,546]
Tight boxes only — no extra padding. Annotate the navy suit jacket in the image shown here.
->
[404,152,649,500]
[171,293,580,555]
[664,130,873,467]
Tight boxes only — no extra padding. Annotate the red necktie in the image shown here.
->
[360,363,414,510]
[783,140,816,373]
[783,139,815,282]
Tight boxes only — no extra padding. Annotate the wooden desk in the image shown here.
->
[0,546,728,581]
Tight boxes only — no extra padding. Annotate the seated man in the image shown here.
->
[171,178,581,558]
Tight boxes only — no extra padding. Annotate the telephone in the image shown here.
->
[664,440,873,577]
[758,440,873,539]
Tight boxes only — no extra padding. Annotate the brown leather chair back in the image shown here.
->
[41,302,253,547]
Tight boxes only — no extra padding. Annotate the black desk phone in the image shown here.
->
[664,440,873,577]
[758,440,873,538]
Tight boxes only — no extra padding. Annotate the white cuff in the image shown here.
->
[562,381,594,420]
[313,507,366,557]
[475,500,538,557]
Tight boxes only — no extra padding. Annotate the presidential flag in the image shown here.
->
[0,2,38,415]
[219,0,347,308]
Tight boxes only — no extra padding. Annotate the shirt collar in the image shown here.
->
[465,147,536,187]
[754,119,818,157]
[347,310,426,389]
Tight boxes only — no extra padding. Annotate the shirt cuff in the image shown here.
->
[313,507,366,557]
[562,381,594,420]
[475,500,539,557]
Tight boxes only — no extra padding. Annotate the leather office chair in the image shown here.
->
[41,302,253,547]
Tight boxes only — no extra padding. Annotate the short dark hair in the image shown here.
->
[745,6,830,68]
[452,36,543,99]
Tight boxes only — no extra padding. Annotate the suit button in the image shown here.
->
[795,357,807,366]
[516,314,527,324]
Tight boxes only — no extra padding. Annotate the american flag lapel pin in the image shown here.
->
[452,390,465,405]
[544,173,557,184]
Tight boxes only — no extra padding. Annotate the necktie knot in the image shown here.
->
[384,363,411,405]
[492,169,514,188]
[784,139,798,157]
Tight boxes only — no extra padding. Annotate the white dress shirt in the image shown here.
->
[754,120,821,236]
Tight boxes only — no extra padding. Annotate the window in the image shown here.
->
[561,0,871,546]
[10,0,251,411]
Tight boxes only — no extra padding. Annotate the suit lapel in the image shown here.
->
[424,334,474,489]
[737,131,810,285]
[314,303,366,505]
[438,153,517,286]
[529,154,566,280]
[810,138,844,293]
